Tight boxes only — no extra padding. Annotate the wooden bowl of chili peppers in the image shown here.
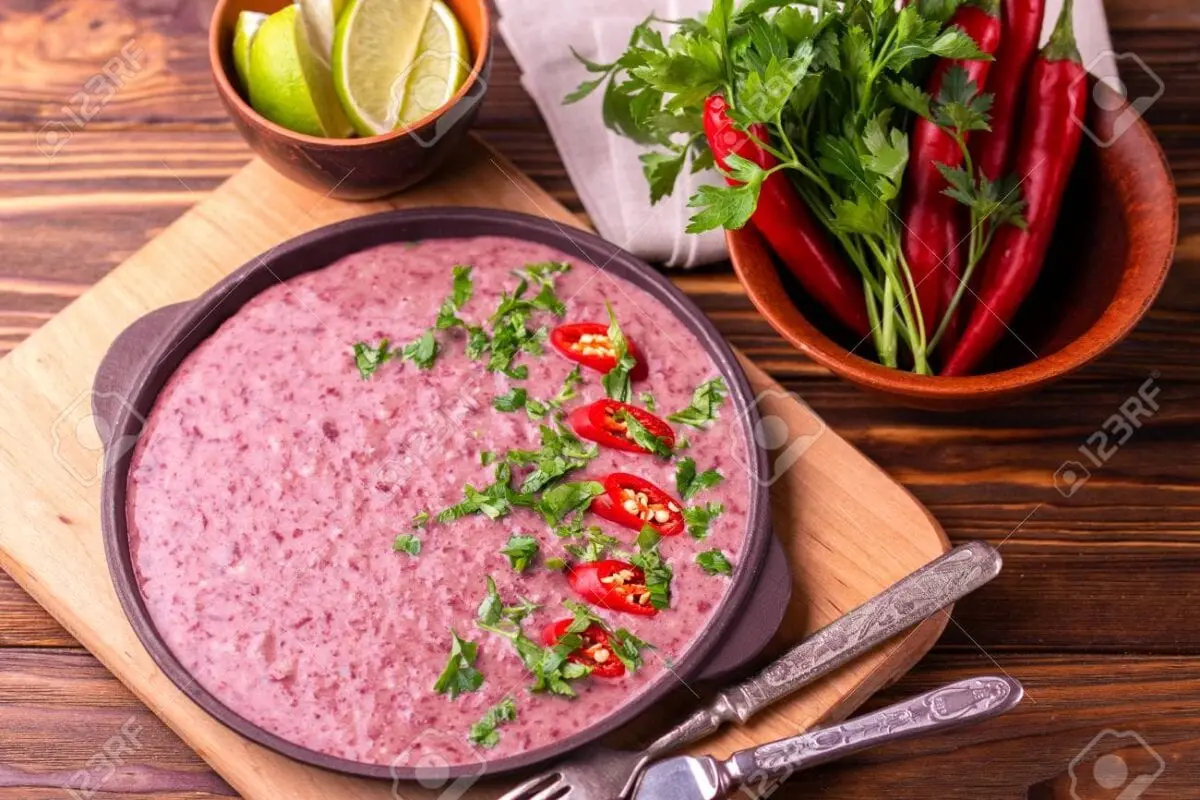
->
[569,0,1178,410]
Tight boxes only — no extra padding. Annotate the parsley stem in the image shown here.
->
[880,276,898,367]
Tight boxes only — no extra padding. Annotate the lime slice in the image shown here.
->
[333,0,434,136]
[232,11,267,92]
[248,5,352,138]
[395,1,470,130]
[300,0,347,64]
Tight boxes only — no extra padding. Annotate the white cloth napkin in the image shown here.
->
[496,0,1117,268]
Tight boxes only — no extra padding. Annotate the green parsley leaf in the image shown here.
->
[392,533,421,556]
[478,576,541,627]
[675,457,725,500]
[505,422,598,494]
[352,339,395,380]
[610,628,653,672]
[641,149,689,205]
[545,556,568,571]
[525,397,549,419]
[513,261,572,287]
[402,329,439,370]
[411,510,430,529]
[686,182,760,234]
[436,265,475,330]
[493,387,528,413]
[469,697,517,748]
[433,630,484,700]
[684,502,724,540]
[697,549,734,576]
[601,302,638,403]
[537,481,605,524]
[623,413,674,458]
[501,534,540,573]
[639,391,657,412]
[438,463,536,524]
[556,515,621,562]
[551,366,585,407]
[667,377,727,428]
[629,525,672,610]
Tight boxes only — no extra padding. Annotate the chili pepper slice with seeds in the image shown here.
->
[550,322,649,380]
[568,399,675,455]
[567,560,658,616]
[542,619,625,678]
[591,473,684,536]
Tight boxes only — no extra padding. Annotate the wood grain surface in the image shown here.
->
[0,0,1197,797]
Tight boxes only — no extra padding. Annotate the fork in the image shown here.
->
[499,541,1002,800]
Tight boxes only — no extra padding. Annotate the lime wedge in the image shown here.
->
[333,0,434,136]
[395,1,470,130]
[248,5,352,138]
[300,0,347,64]
[232,11,268,92]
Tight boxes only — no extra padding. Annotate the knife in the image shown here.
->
[635,675,1024,800]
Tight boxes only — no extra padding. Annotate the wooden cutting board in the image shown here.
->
[0,136,948,800]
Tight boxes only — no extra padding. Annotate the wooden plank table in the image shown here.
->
[1,0,1198,796]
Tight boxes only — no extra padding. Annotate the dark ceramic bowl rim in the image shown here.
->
[730,77,1178,405]
[208,0,493,147]
[99,207,774,780]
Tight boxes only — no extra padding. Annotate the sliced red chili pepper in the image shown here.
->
[591,473,685,536]
[541,618,625,678]
[567,560,658,616]
[568,399,675,455]
[550,323,649,381]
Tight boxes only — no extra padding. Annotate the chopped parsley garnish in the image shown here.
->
[601,302,637,403]
[411,510,429,529]
[402,329,439,370]
[480,451,498,466]
[504,422,598,493]
[513,260,571,287]
[501,534,540,573]
[493,387,528,413]
[675,457,725,500]
[629,526,673,610]
[437,463,536,523]
[684,502,724,540]
[639,391,657,411]
[477,576,540,626]
[555,515,621,562]
[392,533,421,556]
[552,366,585,407]
[436,265,475,329]
[469,697,517,748]
[623,412,673,458]
[352,339,395,380]
[668,377,728,428]
[433,630,484,700]
[610,628,653,672]
[537,480,605,525]
[477,614,592,697]
[545,557,567,571]
[697,549,734,576]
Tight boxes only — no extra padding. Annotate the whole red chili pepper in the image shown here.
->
[942,0,1087,376]
[901,0,1002,347]
[969,0,1047,181]
[703,95,870,337]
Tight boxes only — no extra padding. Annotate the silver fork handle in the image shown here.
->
[722,676,1023,787]
[643,541,1002,755]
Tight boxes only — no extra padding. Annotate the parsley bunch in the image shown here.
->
[568,0,1018,374]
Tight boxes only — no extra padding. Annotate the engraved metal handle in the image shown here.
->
[638,542,1002,759]
[724,676,1023,785]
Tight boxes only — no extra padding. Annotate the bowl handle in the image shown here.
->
[92,303,192,438]
[695,532,792,682]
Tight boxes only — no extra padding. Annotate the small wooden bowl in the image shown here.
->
[731,78,1178,411]
[209,0,492,200]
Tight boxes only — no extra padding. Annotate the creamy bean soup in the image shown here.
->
[127,236,752,766]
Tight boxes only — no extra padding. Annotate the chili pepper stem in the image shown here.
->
[1043,0,1081,62]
